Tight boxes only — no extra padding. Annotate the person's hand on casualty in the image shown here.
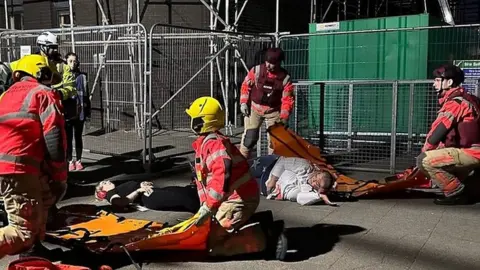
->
[265,177,278,193]
[138,181,154,194]
[140,181,154,189]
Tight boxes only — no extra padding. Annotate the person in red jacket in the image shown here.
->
[417,64,480,205]
[239,48,295,158]
[186,96,287,260]
[0,54,67,259]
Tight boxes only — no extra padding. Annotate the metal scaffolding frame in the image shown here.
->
[313,0,455,23]
[143,0,281,136]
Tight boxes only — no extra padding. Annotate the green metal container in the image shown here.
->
[304,14,477,135]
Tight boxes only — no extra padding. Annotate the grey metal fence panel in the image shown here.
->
[268,24,480,174]
[146,24,273,163]
[258,80,440,174]
[0,24,148,161]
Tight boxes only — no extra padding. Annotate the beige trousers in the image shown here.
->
[240,109,280,159]
[0,174,65,259]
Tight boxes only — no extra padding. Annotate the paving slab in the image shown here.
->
[2,160,480,270]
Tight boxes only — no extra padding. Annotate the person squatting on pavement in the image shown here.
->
[417,64,480,205]
[0,54,68,259]
[264,156,337,206]
[239,47,295,158]
[186,96,287,259]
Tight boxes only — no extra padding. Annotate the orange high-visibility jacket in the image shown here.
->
[193,132,259,209]
[0,77,67,182]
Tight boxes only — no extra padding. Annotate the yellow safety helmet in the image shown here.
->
[185,96,225,134]
[12,54,54,85]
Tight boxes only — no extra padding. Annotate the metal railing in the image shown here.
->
[145,23,273,164]
[259,79,479,174]
[0,24,149,161]
[267,23,480,173]
[2,22,479,171]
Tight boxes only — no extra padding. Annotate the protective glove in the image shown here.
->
[240,103,250,117]
[195,204,213,226]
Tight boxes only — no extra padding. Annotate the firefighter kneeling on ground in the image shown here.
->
[417,64,480,205]
[186,96,288,260]
[239,47,295,159]
[0,54,68,259]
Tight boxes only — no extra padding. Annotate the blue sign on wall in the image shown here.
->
[454,60,480,95]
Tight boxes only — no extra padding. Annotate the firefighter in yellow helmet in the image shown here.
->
[186,96,287,260]
[0,54,67,259]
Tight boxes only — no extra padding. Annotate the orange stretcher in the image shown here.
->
[45,205,210,254]
[267,123,432,198]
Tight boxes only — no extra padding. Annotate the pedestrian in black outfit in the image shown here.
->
[64,52,91,171]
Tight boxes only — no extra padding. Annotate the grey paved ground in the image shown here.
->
[1,152,480,270]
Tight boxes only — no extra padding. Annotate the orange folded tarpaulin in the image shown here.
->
[267,123,431,197]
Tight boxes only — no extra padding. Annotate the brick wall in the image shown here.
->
[22,0,53,29]
[74,0,99,26]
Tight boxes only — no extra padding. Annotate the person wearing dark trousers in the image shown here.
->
[64,52,91,171]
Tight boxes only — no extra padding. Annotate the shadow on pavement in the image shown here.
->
[64,156,192,200]
[67,145,184,186]
[282,223,366,262]
[44,221,365,268]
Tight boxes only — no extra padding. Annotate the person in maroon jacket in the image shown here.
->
[417,64,480,205]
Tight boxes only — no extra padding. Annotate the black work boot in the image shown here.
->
[263,218,288,261]
[272,220,288,261]
[434,193,472,205]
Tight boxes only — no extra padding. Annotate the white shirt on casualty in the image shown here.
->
[269,156,322,205]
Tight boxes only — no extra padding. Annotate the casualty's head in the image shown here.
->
[308,169,334,195]
[12,54,55,86]
[308,166,338,206]
[36,31,62,62]
[94,180,116,201]
[185,96,225,135]
[265,47,285,72]
[432,64,465,97]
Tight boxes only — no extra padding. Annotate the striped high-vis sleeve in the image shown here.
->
[202,140,232,209]
[240,68,256,105]
[422,99,463,152]
[280,77,295,120]
[40,90,68,182]
[53,64,77,100]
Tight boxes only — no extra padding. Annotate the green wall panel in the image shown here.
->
[307,14,432,134]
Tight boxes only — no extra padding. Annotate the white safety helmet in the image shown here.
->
[36,31,61,62]
[36,31,58,46]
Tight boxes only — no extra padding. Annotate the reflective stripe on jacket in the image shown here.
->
[54,63,77,100]
[0,77,67,181]
[193,132,259,209]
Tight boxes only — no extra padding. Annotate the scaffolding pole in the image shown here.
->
[145,0,272,138]
[3,0,10,62]
[68,0,75,52]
